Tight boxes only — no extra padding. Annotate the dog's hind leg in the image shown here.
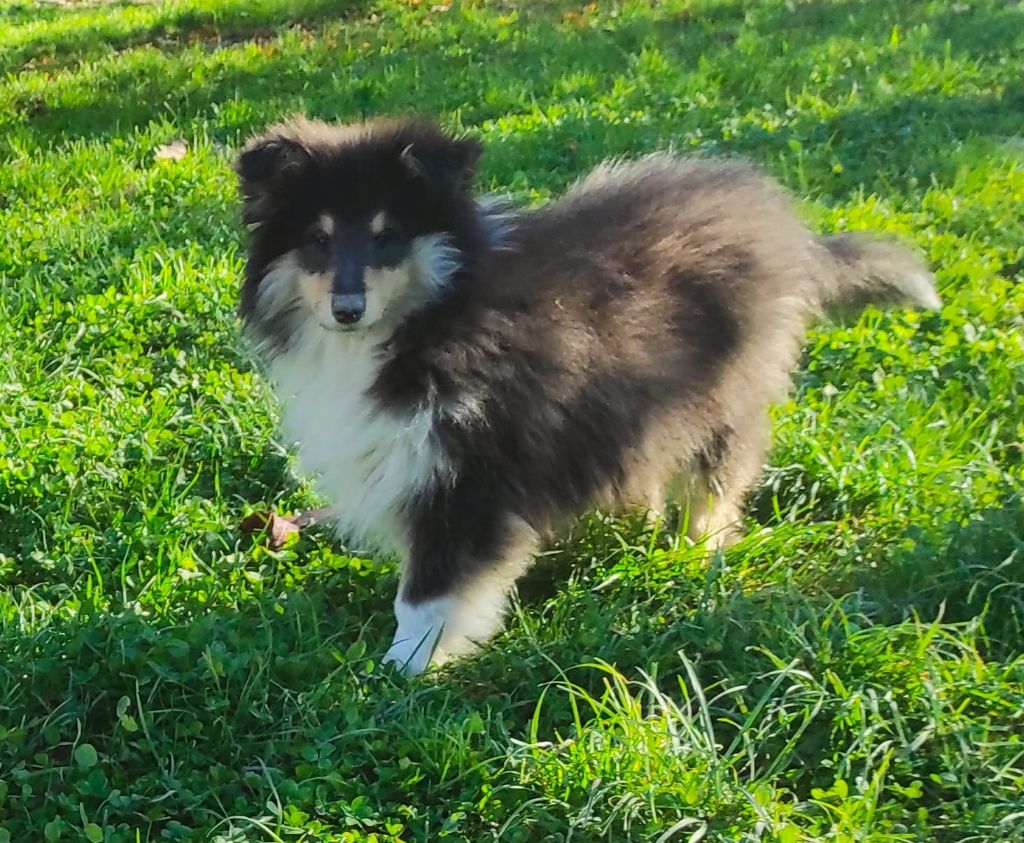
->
[643,486,668,529]
[383,513,538,674]
[686,482,744,550]
[685,423,767,550]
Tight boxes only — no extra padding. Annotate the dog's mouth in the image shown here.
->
[316,316,363,334]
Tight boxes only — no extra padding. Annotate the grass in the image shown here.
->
[1,0,1022,840]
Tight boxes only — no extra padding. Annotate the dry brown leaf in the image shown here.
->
[239,507,332,550]
[239,510,298,549]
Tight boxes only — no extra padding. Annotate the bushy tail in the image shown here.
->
[817,232,942,318]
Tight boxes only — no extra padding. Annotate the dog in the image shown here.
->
[235,117,940,674]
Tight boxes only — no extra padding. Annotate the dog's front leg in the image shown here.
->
[383,588,451,675]
[383,511,538,674]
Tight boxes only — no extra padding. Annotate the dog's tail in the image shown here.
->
[816,232,942,318]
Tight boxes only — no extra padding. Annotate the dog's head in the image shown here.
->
[237,117,482,348]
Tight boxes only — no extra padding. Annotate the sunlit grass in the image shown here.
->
[1,0,1022,840]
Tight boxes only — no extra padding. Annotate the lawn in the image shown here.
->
[1,0,1022,840]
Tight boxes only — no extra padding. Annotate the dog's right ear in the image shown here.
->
[236,133,311,222]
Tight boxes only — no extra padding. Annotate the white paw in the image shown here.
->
[383,594,452,675]
[383,634,437,675]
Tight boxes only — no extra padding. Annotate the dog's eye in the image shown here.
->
[373,226,399,249]
[310,231,329,249]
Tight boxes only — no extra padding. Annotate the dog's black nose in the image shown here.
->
[331,293,365,325]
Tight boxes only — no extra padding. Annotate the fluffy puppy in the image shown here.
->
[236,117,940,674]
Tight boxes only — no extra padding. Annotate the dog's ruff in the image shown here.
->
[236,117,941,674]
[269,326,447,556]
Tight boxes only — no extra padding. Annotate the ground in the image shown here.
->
[1,1,1022,841]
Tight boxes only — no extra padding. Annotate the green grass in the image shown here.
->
[1,0,1022,840]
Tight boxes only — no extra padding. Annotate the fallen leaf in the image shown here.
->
[240,507,332,549]
[155,139,188,161]
[240,511,298,549]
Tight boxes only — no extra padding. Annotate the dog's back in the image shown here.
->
[381,154,938,542]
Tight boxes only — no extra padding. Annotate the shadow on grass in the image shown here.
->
[6,0,1017,222]
[1,0,371,73]
[725,90,1024,199]
[1,484,1020,837]
[769,0,1024,62]
[11,2,747,144]
[851,494,1024,647]
[0,574,398,837]
[929,1,1024,59]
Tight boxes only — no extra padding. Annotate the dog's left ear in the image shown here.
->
[400,135,482,197]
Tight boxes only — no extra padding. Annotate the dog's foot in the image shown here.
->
[383,639,434,675]
[382,595,453,675]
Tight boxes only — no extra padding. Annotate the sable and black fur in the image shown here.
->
[236,116,940,673]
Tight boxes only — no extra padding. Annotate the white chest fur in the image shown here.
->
[269,331,447,555]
